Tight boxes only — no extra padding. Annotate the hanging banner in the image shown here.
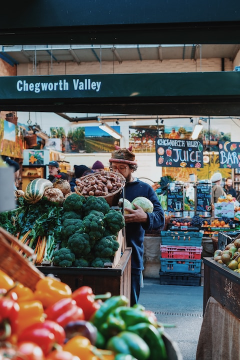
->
[155,138,203,168]
[219,141,240,168]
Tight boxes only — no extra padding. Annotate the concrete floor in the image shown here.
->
[139,278,203,360]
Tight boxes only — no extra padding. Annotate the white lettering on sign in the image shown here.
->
[16,78,102,93]
[17,80,69,93]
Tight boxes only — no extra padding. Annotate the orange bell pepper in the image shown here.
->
[9,283,34,302]
[63,336,99,360]
[17,300,44,334]
[0,270,14,291]
[34,277,72,308]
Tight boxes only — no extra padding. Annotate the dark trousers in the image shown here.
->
[131,273,141,306]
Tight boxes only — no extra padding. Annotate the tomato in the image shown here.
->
[14,342,45,360]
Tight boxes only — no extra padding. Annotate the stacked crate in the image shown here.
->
[159,231,203,286]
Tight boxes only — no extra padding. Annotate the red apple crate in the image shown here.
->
[160,245,202,260]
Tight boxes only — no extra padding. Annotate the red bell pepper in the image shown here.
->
[18,320,66,346]
[72,286,110,321]
[45,298,84,328]
[0,293,19,339]
[18,327,55,356]
[16,342,45,360]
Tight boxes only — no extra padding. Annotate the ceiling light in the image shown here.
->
[191,124,203,140]
[160,119,164,124]
[190,118,194,123]
[99,123,122,139]
[116,120,119,125]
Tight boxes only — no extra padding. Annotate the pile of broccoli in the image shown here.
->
[53,193,124,268]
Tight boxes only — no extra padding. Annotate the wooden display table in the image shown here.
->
[38,248,132,300]
[203,257,240,318]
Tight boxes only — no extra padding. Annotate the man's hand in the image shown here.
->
[124,203,148,223]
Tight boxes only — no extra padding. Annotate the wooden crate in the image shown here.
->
[38,247,131,299]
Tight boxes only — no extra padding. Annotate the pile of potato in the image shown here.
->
[75,171,125,197]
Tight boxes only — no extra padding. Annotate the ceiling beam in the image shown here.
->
[112,47,122,63]
[191,44,196,60]
[91,46,100,62]
[69,48,81,64]
[46,50,58,62]
[137,45,142,61]
[158,45,163,61]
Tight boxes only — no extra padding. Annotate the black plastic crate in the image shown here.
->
[159,271,201,286]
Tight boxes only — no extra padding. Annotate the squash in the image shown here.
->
[24,178,53,204]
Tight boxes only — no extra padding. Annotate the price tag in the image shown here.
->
[180,226,188,231]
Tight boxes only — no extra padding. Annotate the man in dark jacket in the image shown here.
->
[109,147,165,305]
[224,177,237,198]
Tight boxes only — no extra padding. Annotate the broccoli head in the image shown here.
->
[62,218,84,241]
[68,231,91,257]
[91,257,112,268]
[84,196,110,216]
[88,210,105,218]
[104,210,125,235]
[52,248,75,267]
[73,258,89,267]
[93,235,119,258]
[63,194,86,215]
[62,211,82,222]
[83,212,105,242]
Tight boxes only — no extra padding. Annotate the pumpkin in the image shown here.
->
[24,178,53,204]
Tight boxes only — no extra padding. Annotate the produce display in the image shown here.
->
[0,269,170,359]
[213,236,240,273]
[75,171,125,197]
[0,180,125,267]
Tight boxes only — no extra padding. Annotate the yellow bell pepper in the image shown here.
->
[34,277,72,308]
[9,283,34,302]
[63,336,99,360]
[0,270,14,290]
[17,300,44,334]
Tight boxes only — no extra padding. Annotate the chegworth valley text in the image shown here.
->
[16,78,102,93]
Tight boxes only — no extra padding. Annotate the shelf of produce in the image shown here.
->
[37,247,132,299]
[203,257,240,318]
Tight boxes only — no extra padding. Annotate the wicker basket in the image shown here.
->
[75,171,126,207]
[0,227,44,290]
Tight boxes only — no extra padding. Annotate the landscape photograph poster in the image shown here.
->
[0,119,23,158]
[84,126,120,153]
[60,125,120,153]
[129,125,164,152]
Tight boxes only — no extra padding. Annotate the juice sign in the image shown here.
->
[219,141,240,168]
[155,138,203,168]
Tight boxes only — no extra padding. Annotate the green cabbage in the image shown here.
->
[132,197,153,213]
[123,199,133,214]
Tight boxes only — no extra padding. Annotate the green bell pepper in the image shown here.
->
[90,295,129,331]
[127,323,167,360]
[115,355,137,360]
[106,331,150,360]
[101,306,157,338]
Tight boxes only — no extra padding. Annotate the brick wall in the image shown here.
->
[17,57,233,76]
[0,59,17,119]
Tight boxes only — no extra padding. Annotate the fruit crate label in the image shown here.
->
[219,141,240,168]
[155,138,203,168]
